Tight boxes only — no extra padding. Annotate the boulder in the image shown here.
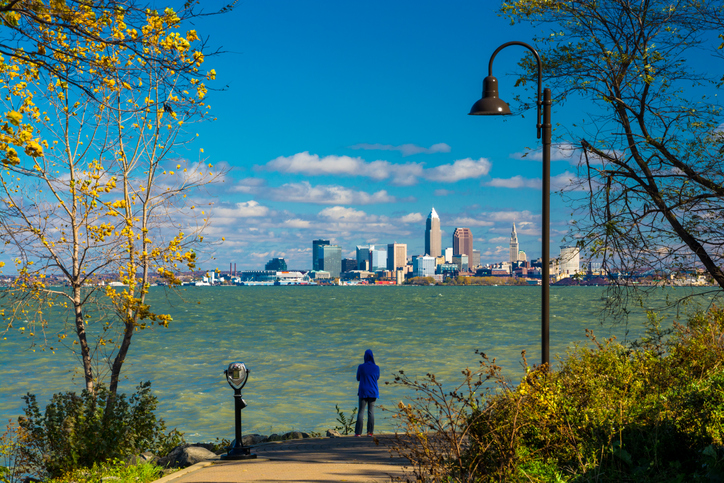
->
[241,434,268,446]
[127,451,157,466]
[326,429,342,438]
[281,431,305,440]
[158,444,219,468]
[267,433,282,442]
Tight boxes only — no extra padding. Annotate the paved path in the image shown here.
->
[155,435,410,483]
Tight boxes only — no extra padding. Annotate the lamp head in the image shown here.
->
[469,76,511,116]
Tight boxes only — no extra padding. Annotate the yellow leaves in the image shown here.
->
[206,69,216,80]
[112,199,126,209]
[186,30,199,42]
[6,111,22,126]
[24,140,43,158]
[3,148,20,166]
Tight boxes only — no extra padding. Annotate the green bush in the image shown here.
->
[390,307,724,482]
[16,381,184,480]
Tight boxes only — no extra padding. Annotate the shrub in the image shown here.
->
[16,381,184,480]
[389,306,724,482]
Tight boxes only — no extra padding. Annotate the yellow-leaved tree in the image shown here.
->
[0,3,224,397]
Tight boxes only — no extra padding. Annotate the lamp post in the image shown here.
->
[469,41,551,367]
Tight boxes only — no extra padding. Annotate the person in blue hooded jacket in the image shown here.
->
[355,349,380,436]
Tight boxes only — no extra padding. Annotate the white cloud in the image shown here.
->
[485,175,540,189]
[214,201,270,220]
[510,142,577,162]
[269,181,396,205]
[349,142,451,156]
[423,158,491,182]
[434,189,453,196]
[551,171,579,191]
[260,152,491,185]
[284,219,312,228]
[400,212,424,224]
[488,236,508,243]
[318,206,372,222]
[232,177,267,194]
[448,217,494,227]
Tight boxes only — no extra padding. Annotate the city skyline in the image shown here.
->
[145,1,582,273]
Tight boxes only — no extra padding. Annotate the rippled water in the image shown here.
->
[0,285,710,441]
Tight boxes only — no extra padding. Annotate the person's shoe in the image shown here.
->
[354,434,361,437]
[367,433,373,436]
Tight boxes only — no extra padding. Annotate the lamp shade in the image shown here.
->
[469,76,511,115]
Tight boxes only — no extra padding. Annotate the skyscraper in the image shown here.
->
[313,239,330,270]
[320,244,342,278]
[452,228,473,257]
[356,245,372,270]
[425,207,441,257]
[387,243,407,271]
[509,223,519,263]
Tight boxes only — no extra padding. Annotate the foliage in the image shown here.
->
[0,1,225,397]
[333,404,358,435]
[501,0,724,315]
[14,381,184,480]
[45,459,164,483]
[389,306,724,482]
[406,277,437,286]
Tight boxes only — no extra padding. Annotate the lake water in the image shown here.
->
[0,285,711,442]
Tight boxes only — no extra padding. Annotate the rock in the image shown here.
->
[241,434,268,446]
[267,433,282,442]
[281,431,305,440]
[158,444,219,468]
[326,429,342,438]
[127,451,158,465]
[300,432,311,438]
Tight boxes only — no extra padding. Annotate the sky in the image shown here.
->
[170,0,584,271]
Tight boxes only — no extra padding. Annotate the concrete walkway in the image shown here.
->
[155,435,410,483]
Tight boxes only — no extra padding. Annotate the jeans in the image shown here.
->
[355,397,376,435]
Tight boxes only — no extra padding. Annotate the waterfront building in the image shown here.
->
[453,228,473,258]
[341,258,357,273]
[356,245,373,270]
[370,246,387,271]
[472,249,481,268]
[425,208,442,258]
[518,250,527,262]
[413,255,436,277]
[452,254,469,272]
[444,247,453,263]
[265,257,287,271]
[320,244,342,278]
[509,223,519,263]
[387,243,407,271]
[560,246,581,278]
[312,239,330,271]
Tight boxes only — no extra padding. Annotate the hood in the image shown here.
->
[364,349,375,364]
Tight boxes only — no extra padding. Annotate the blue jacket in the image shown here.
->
[357,349,380,398]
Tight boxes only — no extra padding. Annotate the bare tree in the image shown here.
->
[503,0,724,316]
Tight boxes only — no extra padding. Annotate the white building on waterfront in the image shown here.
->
[413,255,436,277]
[559,246,581,277]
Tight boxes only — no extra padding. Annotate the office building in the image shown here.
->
[341,258,357,273]
[370,246,387,271]
[356,245,373,270]
[387,243,407,271]
[560,246,581,277]
[425,207,441,258]
[265,257,287,271]
[444,247,453,263]
[313,239,330,270]
[471,249,480,268]
[510,223,519,263]
[320,244,342,278]
[453,228,473,257]
[452,254,469,272]
[413,255,436,277]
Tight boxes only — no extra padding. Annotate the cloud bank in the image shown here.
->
[349,142,451,156]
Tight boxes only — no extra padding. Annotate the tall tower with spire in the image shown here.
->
[425,207,441,257]
[510,223,519,263]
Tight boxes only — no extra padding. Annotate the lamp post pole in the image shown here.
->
[469,41,552,367]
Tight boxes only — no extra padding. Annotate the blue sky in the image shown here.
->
[185,1,581,271]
